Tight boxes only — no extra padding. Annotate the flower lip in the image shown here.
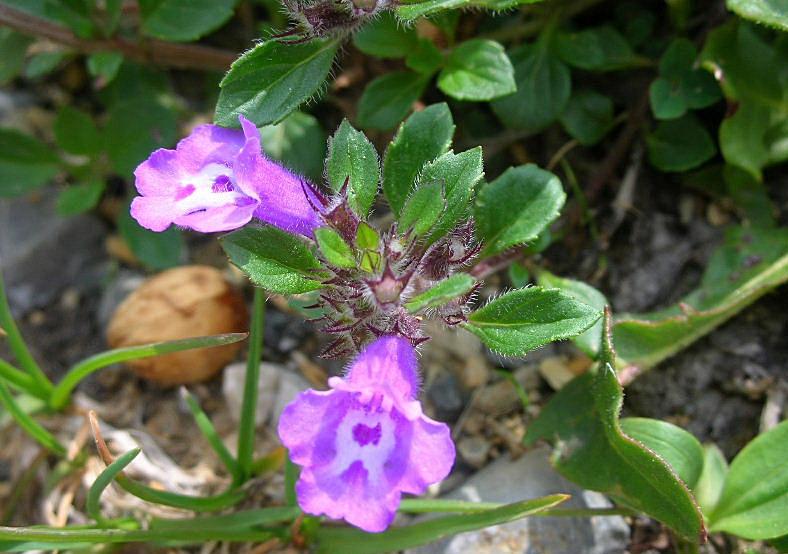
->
[130,115,324,236]
[277,335,455,533]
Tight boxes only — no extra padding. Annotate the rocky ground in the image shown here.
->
[1,91,786,553]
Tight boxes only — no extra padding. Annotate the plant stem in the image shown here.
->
[0,271,52,395]
[0,381,66,457]
[236,288,266,483]
[0,4,236,71]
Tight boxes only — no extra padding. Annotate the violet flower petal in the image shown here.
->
[278,336,455,533]
[235,116,323,237]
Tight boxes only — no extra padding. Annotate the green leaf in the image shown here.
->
[536,270,607,358]
[0,28,32,84]
[105,98,177,178]
[50,333,247,409]
[314,495,569,554]
[139,0,238,42]
[357,71,429,131]
[463,287,601,356]
[24,51,67,79]
[555,26,642,71]
[0,128,60,197]
[406,38,444,75]
[259,111,326,182]
[326,120,379,217]
[405,273,476,312]
[315,227,356,269]
[353,13,418,58]
[87,448,141,522]
[355,222,382,273]
[620,418,705,489]
[492,43,571,132]
[419,147,484,241]
[558,90,615,145]
[709,420,788,539]
[694,444,729,516]
[613,226,788,370]
[719,100,771,180]
[0,381,67,456]
[647,114,716,172]
[399,181,445,236]
[383,103,455,215]
[525,311,705,540]
[475,164,565,256]
[54,106,101,156]
[437,39,516,101]
[727,0,788,32]
[215,39,338,127]
[700,20,785,110]
[220,226,324,294]
[86,51,123,84]
[117,200,184,270]
[56,181,104,216]
[395,0,544,20]
[650,39,721,120]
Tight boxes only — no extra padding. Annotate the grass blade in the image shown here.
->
[0,381,66,456]
[181,388,240,481]
[50,333,248,409]
[236,289,265,483]
[87,448,141,523]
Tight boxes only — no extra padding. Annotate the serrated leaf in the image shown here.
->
[647,114,716,172]
[537,270,607,358]
[695,444,729,516]
[215,39,338,127]
[437,39,515,101]
[314,494,568,554]
[315,227,356,269]
[463,287,601,356]
[475,164,565,256]
[727,0,788,32]
[399,181,445,236]
[491,43,571,132]
[326,120,379,217]
[221,226,324,294]
[709,420,788,539]
[558,90,614,145]
[0,128,60,197]
[54,106,101,156]
[139,0,237,42]
[383,103,455,215]
[525,310,705,540]
[357,71,429,131]
[406,273,476,312]
[396,0,544,20]
[419,147,484,241]
[613,226,788,370]
[620,418,705,489]
[353,13,417,58]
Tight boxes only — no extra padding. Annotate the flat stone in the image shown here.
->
[407,447,630,554]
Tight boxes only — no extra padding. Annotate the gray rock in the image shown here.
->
[408,447,630,554]
[272,370,311,425]
[427,372,466,422]
[0,192,107,316]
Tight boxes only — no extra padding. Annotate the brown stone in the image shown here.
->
[107,266,248,385]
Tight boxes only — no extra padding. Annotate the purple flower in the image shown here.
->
[278,336,455,532]
[131,115,323,236]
